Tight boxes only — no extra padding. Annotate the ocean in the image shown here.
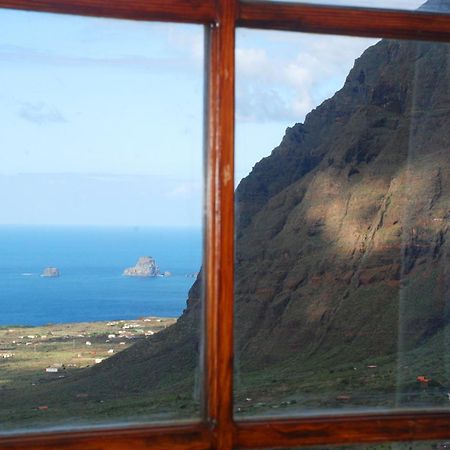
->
[0,226,202,326]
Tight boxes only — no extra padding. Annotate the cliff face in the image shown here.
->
[233,37,450,371]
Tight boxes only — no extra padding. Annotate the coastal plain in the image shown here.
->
[0,317,177,429]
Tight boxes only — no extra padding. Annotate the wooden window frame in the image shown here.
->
[0,1,449,449]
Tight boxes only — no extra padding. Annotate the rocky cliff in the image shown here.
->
[234,36,450,373]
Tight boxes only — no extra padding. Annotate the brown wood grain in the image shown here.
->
[0,422,211,450]
[235,411,450,448]
[204,0,237,449]
[0,0,215,24]
[238,0,450,41]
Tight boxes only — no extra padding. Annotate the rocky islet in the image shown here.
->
[123,256,160,277]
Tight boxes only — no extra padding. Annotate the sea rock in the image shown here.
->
[123,256,160,277]
[185,272,199,278]
[41,267,60,278]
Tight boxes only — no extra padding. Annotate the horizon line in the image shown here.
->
[0,224,202,229]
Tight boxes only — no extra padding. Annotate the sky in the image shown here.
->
[0,1,428,227]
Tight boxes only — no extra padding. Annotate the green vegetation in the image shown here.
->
[0,317,200,430]
[235,327,450,417]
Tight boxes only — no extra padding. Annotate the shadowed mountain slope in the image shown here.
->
[234,36,450,371]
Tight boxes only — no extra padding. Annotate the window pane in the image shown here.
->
[0,9,203,431]
[235,28,450,417]
[254,0,450,14]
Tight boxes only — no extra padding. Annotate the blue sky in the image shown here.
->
[0,11,203,226]
[0,3,425,227]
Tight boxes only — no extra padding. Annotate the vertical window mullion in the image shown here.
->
[204,1,237,448]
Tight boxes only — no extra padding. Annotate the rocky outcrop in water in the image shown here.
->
[41,267,60,278]
[123,256,160,277]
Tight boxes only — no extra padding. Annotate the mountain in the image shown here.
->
[230,16,450,409]
[235,36,450,369]
[81,32,450,413]
[2,1,449,424]
[231,31,450,409]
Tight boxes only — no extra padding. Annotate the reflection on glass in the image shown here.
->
[259,0,450,14]
[235,28,450,416]
[0,9,203,431]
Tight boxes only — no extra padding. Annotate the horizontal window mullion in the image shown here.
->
[0,0,216,24]
[238,0,450,42]
[235,411,450,448]
[0,422,211,450]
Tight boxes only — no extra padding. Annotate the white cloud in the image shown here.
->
[236,48,269,76]
[236,31,378,123]
[18,102,66,125]
[167,25,204,64]
[0,43,195,73]
[165,181,201,199]
[0,173,203,227]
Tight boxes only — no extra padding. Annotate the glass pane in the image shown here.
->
[235,28,450,417]
[0,9,203,431]
[256,0,450,14]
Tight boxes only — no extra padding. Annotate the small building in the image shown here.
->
[417,375,431,384]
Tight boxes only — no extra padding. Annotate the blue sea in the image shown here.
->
[0,226,202,325]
